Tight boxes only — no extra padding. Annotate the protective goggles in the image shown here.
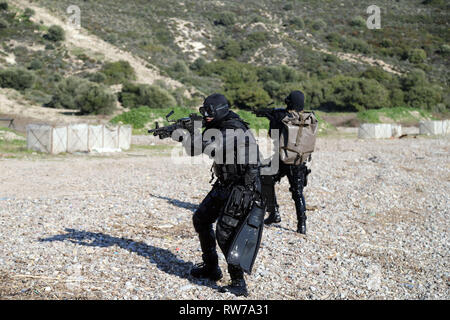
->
[199,103,229,118]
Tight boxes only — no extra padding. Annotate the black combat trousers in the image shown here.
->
[261,162,308,222]
[192,181,244,279]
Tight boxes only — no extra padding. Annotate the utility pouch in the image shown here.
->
[223,185,254,220]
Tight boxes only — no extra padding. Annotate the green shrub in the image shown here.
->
[326,32,342,45]
[45,76,89,109]
[100,60,136,85]
[87,72,107,83]
[0,2,8,11]
[323,54,338,63]
[118,83,176,109]
[268,82,304,103]
[78,83,117,115]
[214,11,236,26]
[170,60,189,75]
[349,16,366,28]
[190,57,207,71]
[23,8,35,19]
[320,76,390,111]
[380,39,393,48]
[282,3,293,11]
[355,39,372,54]
[45,76,116,114]
[110,106,152,129]
[240,32,270,51]
[438,44,450,55]
[226,83,271,111]
[311,19,326,31]
[408,49,427,64]
[402,69,427,89]
[263,80,281,98]
[257,65,304,84]
[390,89,405,107]
[0,67,35,90]
[406,85,443,110]
[289,17,305,29]
[28,59,43,70]
[45,25,65,42]
[361,67,392,85]
[217,39,241,58]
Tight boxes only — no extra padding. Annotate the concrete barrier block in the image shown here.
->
[67,124,89,153]
[118,125,132,150]
[419,120,449,135]
[359,123,395,139]
[88,125,104,151]
[27,124,52,153]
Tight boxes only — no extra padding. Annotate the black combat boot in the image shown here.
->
[264,207,281,225]
[296,212,307,234]
[219,265,248,297]
[293,193,307,234]
[190,253,223,281]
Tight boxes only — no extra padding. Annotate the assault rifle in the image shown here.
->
[148,110,203,139]
[251,102,282,118]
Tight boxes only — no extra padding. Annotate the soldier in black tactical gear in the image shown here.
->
[174,93,264,297]
[260,91,311,234]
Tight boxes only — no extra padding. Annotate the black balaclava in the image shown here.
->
[285,90,305,111]
[200,93,230,124]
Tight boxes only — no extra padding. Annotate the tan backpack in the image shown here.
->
[279,110,318,165]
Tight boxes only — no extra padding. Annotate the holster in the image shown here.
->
[303,167,311,187]
[216,185,254,255]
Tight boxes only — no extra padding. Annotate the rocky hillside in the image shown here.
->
[0,0,448,129]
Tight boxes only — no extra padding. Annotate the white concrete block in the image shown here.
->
[419,120,449,135]
[67,124,89,153]
[358,123,395,139]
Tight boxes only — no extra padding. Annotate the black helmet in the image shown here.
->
[285,90,305,111]
[199,93,230,122]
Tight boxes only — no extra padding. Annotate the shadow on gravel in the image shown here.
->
[39,228,220,291]
[148,193,199,213]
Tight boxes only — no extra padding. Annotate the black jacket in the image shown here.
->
[182,111,261,190]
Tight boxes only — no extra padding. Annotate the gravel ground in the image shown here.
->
[0,136,448,300]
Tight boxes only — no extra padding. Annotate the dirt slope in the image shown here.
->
[11,0,184,89]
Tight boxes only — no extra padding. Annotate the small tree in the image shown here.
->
[45,25,65,42]
[0,67,35,91]
[408,49,427,64]
[118,83,176,109]
[78,83,117,115]
[214,11,236,26]
[101,60,136,85]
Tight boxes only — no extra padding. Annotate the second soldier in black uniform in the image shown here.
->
[260,91,311,234]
